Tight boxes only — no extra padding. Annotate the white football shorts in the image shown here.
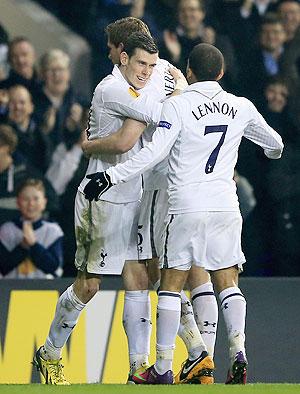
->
[160,211,246,271]
[74,191,140,275]
[137,189,168,260]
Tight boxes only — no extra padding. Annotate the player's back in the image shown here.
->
[167,81,276,214]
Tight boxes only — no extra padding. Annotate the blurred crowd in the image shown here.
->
[0,0,299,278]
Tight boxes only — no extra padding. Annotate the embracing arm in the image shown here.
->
[81,118,146,156]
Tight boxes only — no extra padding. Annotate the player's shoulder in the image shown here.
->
[224,91,253,107]
[156,58,173,70]
[162,93,189,114]
[222,91,257,115]
[94,73,124,97]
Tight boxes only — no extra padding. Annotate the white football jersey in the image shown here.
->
[107,81,284,213]
[140,58,175,191]
[78,65,162,203]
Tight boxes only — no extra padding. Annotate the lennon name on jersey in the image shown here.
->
[192,101,238,120]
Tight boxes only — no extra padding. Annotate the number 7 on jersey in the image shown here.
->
[204,125,228,174]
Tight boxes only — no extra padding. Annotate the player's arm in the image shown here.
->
[82,118,146,156]
[107,100,181,184]
[104,67,188,125]
[83,100,181,201]
[244,101,284,159]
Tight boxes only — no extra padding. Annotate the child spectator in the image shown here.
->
[0,178,64,278]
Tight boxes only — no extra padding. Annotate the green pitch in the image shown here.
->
[0,384,299,394]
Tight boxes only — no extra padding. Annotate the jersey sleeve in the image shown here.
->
[107,100,181,183]
[103,84,162,125]
[244,101,284,159]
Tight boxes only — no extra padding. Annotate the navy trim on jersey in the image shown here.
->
[192,291,215,301]
[163,214,174,269]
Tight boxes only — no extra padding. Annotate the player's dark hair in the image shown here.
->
[123,32,158,58]
[16,178,46,196]
[188,43,224,81]
[105,17,151,47]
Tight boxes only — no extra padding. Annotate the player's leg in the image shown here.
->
[210,267,247,384]
[207,211,247,384]
[120,199,152,380]
[122,260,151,380]
[133,213,213,384]
[152,190,211,372]
[34,191,102,384]
[166,212,214,384]
[133,267,189,384]
[188,266,218,357]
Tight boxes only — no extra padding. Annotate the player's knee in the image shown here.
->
[74,277,100,302]
[84,281,100,299]
[123,261,149,290]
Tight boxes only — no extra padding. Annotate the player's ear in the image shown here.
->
[120,51,129,66]
[216,68,224,81]
[186,66,195,84]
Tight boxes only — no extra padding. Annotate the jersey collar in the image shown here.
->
[185,81,223,100]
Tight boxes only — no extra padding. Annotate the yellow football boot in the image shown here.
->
[33,346,70,385]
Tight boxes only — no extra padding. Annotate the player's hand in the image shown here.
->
[83,171,113,201]
[169,67,188,91]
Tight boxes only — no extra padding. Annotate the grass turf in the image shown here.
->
[0,384,299,394]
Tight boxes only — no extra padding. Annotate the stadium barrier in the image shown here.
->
[0,277,299,383]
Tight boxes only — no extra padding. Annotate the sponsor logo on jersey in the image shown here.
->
[158,121,172,129]
[128,87,140,98]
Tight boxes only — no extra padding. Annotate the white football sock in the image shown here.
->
[155,291,181,374]
[178,290,207,360]
[219,286,246,360]
[123,290,151,374]
[191,282,218,357]
[43,285,86,360]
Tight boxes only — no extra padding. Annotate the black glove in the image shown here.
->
[83,171,113,201]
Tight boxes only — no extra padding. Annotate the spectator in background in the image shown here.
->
[240,14,287,106]
[2,85,49,171]
[259,76,300,275]
[0,178,64,278]
[278,0,300,128]
[0,22,9,81]
[45,104,86,196]
[0,124,59,225]
[277,0,300,44]
[259,77,297,143]
[160,0,240,92]
[220,0,279,58]
[234,171,256,220]
[46,107,89,276]
[35,49,83,160]
[0,37,40,100]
